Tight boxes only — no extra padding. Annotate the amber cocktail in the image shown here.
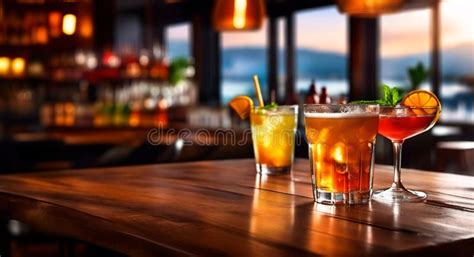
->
[250,106,298,174]
[304,104,379,205]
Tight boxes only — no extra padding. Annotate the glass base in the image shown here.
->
[373,186,427,203]
[314,189,371,205]
[256,164,291,175]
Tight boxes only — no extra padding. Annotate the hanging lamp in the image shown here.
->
[335,0,405,17]
[212,0,266,31]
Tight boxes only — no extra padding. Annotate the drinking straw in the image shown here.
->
[253,75,265,107]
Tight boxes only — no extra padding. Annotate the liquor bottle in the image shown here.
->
[305,79,319,104]
[319,86,331,104]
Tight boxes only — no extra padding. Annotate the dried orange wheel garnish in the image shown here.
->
[401,90,442,121]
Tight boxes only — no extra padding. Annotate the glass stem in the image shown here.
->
[392,141,404,189]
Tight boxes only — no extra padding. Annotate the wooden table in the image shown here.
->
[0,159,472,257]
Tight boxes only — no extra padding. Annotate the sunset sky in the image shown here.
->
[168,0,474,58]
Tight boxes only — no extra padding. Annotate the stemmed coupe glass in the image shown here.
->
[373,106,439,202]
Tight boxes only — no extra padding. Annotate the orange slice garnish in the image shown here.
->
[401,90,442,121]
[229,96,254,119]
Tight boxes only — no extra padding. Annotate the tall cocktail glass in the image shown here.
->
[373,106,439,202]
[304,104,380,205]
[250,106,298,175]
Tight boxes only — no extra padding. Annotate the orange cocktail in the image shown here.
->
[250,106,298,174]
[304,104,379,204]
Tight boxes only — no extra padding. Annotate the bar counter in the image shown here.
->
[0,159,472,256]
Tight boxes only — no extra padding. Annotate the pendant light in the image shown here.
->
[62,14,77,35]
[213,0,266,31]
[335,0,405,17]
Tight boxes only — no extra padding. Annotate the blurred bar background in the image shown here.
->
[0,0,472,175]
[0,1,473,256]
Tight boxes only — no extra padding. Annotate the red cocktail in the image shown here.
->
[373,106,439,202]
[379,115,435,141]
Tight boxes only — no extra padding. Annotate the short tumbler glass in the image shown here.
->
[304,104,379,204]
[250,106,298,175]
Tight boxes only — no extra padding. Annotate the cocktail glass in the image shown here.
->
[373,106,439,202]
[304,104,380,205]
[250,106,298,174]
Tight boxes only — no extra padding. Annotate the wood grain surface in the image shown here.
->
[0,159,472,257]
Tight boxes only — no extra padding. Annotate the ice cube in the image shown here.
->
[332,143,348,174]
[317,128,330,142]
[332,143,346,163]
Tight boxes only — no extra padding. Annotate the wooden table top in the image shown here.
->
[0,159,472,257]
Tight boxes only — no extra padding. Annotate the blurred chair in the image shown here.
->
[436,141,474,175]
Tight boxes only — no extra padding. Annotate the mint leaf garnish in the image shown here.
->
[255,102,278,115]
[263,102,278,110]
[351,84,401,107]
[383,84,391,104]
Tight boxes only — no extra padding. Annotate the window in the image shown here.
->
[381,1,474,124]
[439,0,474,123]
[381,9,431,92]
[220,21,267,104]
[166,23,191,60]
[296,6,348,99]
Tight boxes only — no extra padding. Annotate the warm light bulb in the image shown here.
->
[365,0,376,11]
[0,57,10,75]
[11,58,26,76]
[62,14,77,35]
[233,0,247,29]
